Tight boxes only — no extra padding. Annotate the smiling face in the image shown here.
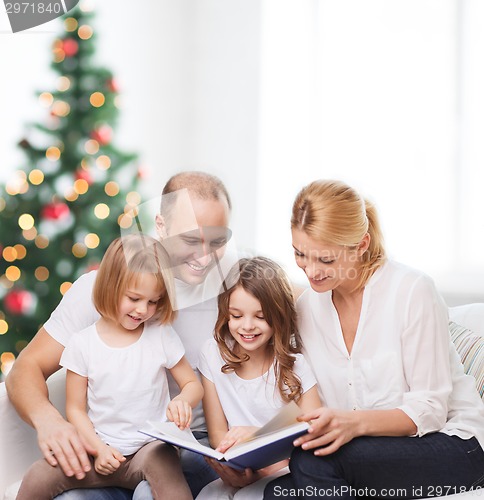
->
[227,286,274,355]
[156,194,231,285]
[117,273,162,331]
[291,228,369,294]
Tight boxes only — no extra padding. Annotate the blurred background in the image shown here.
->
[1,0,484,375]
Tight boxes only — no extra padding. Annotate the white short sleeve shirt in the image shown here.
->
[43,270,218,432]
[198,338,317,427]
[60,322,184,455]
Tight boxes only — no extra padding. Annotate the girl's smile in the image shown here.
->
[228,286,274,355]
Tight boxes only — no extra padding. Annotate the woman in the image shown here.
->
[265,180,484,499]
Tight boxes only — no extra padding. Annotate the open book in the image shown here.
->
[139,401,309,470]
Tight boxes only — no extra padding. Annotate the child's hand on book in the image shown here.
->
[94,444,126,475]
[216,426,260,453]
[167,398,192,430]
[205,458,258,487]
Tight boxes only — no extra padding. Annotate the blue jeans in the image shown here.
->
[55,432,218,500]
[133,432,219,499]
[263,434,484,499]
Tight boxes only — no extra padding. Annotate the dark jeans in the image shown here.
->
[264,434,484,499]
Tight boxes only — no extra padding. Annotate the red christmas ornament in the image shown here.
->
[75,168,93,185]
[41,201,70,220]
[62,38,79,57]
[90,125,112,145]
[107,78,119,93]
[85,262,100,272]
[4,289,34,315]
[137,165,149,179]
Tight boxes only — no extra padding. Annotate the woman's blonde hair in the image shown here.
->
[93,234,176,325]
[291,180,386,290]
[214,257,303,403]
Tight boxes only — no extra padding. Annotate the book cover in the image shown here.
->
[138,401,309,470]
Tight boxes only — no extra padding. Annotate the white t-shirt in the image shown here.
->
[297,260,484,449]
[44,270,218,432]
[198,338,317,427]
[60,322,184,455]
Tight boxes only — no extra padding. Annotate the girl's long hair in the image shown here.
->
[214,256,303,403]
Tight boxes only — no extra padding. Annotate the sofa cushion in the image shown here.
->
[450,321,484,399]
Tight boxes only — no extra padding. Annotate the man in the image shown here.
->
[6,171,233,499]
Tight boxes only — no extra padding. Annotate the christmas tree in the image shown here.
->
[0,2,143,375]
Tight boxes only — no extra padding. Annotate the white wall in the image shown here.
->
[1,0,483,303]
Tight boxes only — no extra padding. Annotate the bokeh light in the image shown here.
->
[35,235,49,249]
[126,191,141,206]
[74,179,89,194]
[35,266,50,281]
[64,17,78,32]
[46,146,61,161]
[90,92,105,108]
[52,100,70,117]
[94,203,109,219]
[64,189,79,202]
[29,169,45,185]
[96,155,111,170]
[84,139,99,155]
[84,233,100,249]
[5,266,21,282]
[18,213,35,230]
[39,92,54,107]
[14,244,27,259]
[78,24,93,40]
[60,282,73,295]
[57,76,71,92]
[105,181,119,196]
[2,247,17,262]
[72,243,87,258]
[0,320,8,335]
[118,213,133,229]
[22,227,37,240]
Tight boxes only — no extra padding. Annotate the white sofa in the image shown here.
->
[1,304,483,500]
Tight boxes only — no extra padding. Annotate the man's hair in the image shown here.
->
[160,171,232,218]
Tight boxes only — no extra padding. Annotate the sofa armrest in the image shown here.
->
[0,368,66,498]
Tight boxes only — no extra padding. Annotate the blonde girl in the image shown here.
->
[197,256,321,499]
[18,234,203,500]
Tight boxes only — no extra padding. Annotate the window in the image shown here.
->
[256,0,484,299]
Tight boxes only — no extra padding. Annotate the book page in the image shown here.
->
[249,401,303,439]
[228,401,304,450]
[147,421,200,445]
[140,421,223,460]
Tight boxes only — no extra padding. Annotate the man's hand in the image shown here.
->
[94,445,126,476]
[37,413,96,479]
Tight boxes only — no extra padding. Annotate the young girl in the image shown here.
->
[17,234,203,500]
[196,256,321,499]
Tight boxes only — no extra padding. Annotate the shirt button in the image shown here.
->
[348,382,352,386]
[353,406,357,410]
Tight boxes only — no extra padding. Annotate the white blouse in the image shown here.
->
[297,260,484,449]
